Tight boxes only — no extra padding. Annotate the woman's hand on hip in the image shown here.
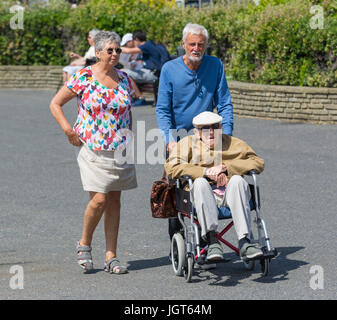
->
[65,129,82,146]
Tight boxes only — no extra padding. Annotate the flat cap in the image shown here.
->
[192,111,222,128]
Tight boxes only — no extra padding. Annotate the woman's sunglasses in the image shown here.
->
[105,47,122,55]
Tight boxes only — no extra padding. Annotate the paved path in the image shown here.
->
[0,89,336,300]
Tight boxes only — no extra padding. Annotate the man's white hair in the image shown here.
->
[88,29,100,39]
[182,23,209,43]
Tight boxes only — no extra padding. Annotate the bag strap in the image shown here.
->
[161,169,167,180]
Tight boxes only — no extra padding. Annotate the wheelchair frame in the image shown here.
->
[170,170,277,282]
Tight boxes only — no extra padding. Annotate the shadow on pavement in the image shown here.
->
[192,246,308,286]
[127,256,171,271]
[126,247,308,285]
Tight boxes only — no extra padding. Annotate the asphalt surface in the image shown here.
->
[0,89,336,300]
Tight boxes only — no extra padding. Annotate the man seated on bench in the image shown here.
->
[120,30,169,82]
[62,29,99,82]
[164,111,265,262]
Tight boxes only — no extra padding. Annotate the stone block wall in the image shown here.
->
[0,66,63,89]
[228,81,337,124]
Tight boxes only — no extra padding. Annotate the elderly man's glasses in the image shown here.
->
[198,123,221,130]
[105,47,122,55]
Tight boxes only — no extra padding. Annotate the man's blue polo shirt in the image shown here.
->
[156,55,234,145]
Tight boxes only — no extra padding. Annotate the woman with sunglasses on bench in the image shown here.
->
[50,31,137,275]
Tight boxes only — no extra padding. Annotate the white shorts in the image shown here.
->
[76,144,137,193]
[63,66,83,75]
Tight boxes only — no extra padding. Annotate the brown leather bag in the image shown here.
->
[150,170,177,218]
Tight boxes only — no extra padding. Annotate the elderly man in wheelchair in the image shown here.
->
[164,111,276,281]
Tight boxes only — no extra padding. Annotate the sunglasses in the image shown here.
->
[105,47,122,55]
[197,123,221,130]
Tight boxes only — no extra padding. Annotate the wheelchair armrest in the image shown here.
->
[246,169,259,176]
[245,170,261,209]
[179,175,193,181]
[176,175,193,190]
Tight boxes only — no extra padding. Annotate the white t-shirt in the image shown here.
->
[84,46,96,60]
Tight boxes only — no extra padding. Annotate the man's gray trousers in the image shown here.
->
[190,175,251,240]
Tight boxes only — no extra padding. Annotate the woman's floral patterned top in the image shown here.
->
[66,66,134,151]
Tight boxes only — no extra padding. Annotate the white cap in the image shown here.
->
[121,33,133,46]
[192,111,222,128]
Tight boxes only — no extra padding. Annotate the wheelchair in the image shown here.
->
[170,170,277,282]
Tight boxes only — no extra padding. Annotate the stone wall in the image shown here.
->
[0,66,63,89]
[1,66,336,124]
[228,81,337,124]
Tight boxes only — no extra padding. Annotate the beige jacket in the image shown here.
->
[164,134,264,180]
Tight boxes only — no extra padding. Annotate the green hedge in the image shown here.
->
[228,0,337,87]
[0,1,69,65]
[0,0,336,87]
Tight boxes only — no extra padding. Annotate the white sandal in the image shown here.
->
[76,241,94,273]
[104,258,128,274]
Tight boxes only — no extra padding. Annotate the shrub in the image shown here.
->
[228,0,337,87]
[0,1,69,65]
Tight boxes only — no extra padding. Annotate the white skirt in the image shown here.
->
[76,144,137,193]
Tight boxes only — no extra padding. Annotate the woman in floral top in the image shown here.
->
[50,31,137,275]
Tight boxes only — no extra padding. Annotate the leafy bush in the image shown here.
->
[0,0,335,87]
[229,0,337,87]
[0,1,70,65]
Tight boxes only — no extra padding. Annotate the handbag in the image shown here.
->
[150,170,177,218]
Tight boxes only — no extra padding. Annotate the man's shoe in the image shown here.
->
[240,242,263,260]
[133,98,147,106]
[206,243,224,261]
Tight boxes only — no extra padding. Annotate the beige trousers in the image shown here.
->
[191,175,251,240]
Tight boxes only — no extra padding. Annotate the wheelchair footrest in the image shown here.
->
[197,256,230,265]
[207,258,231,264]
[263,248,278,259]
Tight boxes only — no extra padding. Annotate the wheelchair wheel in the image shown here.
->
[261,257,270,276]
[184,256,193,283]
[171,233,185,276]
